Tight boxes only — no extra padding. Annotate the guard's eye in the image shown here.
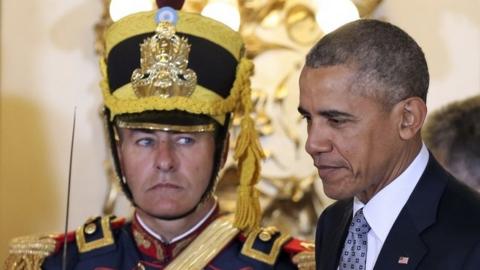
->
[136,137,155,147]
[176,136,195,145]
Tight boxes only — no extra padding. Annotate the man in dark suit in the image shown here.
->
[298,19,480,270]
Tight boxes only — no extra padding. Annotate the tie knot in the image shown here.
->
[349,208,370,235]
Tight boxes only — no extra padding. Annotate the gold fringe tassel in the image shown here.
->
[232,58,265,232]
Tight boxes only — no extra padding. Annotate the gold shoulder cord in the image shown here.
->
[240,227,291,265]
[164,216,239,270]
[3,235,56,270]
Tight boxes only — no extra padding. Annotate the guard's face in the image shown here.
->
[299,65,403,203]
[117,128,215,219]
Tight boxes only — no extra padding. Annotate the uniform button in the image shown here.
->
[259,231,272,242]
[84,223,97,235]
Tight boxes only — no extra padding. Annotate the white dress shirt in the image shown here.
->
[349,144,429,270]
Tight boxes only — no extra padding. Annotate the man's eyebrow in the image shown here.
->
[297,107,356,119]
[318,110,356,119]
[297,107,309,115]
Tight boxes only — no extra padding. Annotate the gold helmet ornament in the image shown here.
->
[100,5,264,232]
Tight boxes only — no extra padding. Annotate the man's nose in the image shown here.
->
[155,141,176,172]
[305,122,333,156]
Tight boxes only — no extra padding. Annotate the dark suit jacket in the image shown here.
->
[315,156,480,270]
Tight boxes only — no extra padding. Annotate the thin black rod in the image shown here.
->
[62,107,76,270]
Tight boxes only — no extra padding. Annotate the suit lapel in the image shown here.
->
[374,156,448,270]
[320,201,352,270]
[373,211,426,270]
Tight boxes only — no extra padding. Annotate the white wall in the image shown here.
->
[0,0,108,261]
[1,0,479,262]
[373,0,480,111]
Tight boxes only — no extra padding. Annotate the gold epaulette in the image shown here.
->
[240,226,291,265]
[3,216,124,270]
[3,234,57,270]
[75,215,123,253]
[292,250,316,270]
[284,238,315,270]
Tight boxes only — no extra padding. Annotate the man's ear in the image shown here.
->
[397,97,427,140]
[220,133,230,169]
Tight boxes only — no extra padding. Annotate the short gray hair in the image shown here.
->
[306,19,429,107]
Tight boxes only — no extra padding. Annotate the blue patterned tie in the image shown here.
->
[339,208,371,270]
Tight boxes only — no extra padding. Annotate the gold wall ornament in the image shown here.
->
[243,33,293,59]
[131,21,197,98]
[182,0,208,13]
[285,4,322,45]
[95,0,113,55]
[352,0,383,17]
[237,0,286,28]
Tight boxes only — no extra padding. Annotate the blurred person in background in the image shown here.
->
[423,95,480,191]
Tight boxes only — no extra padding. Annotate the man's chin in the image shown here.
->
[323,186,354,201]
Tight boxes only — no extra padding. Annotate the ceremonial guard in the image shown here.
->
[4,2,314,269]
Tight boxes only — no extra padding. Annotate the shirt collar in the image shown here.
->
[135,201,218,244]
[354,143,429,242]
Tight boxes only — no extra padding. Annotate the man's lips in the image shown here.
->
[148,183,181,191]
[314,163,345,180]
[315,164,343,170]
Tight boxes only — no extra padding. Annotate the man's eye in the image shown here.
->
[328,118,347,125]
[301,114,311,122]
[177,136,195,145]
[136,138,154,147]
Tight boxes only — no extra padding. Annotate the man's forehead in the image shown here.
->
[300,65,357,83]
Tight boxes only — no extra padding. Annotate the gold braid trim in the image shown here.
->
[101,57,247,120]
[164,215,239,270]
[3,235,56,270]
[104,10,243,60]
